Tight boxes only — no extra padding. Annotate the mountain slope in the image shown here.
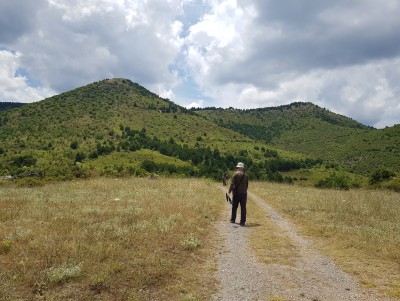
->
[194,103,400,175]
[0,79,301,180]
[1,78,397,187]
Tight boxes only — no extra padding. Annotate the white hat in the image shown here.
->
[236,162,244,168]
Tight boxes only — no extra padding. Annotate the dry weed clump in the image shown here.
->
[251,182,400,299]
[0,177,223,300]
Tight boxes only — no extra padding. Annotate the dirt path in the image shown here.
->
[210,189,392,301]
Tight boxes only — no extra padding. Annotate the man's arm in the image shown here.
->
[228,173,236,194]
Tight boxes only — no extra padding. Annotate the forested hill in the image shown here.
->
[0,78,398,189]
[194,103,400,175]
[194,102,371,142]
[0,78,306,182]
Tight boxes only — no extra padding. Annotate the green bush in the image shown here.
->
[369,169,396,185]
[70,141,79,149]
[380,178,400,192]
[315,173,350,190]
[11,155,37,167]
[75,152,86,163]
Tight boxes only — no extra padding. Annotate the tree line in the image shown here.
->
[79,126,322,181]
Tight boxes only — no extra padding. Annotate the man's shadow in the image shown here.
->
[232,223,261,228]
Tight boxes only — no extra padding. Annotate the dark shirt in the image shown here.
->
[229,171,249,194]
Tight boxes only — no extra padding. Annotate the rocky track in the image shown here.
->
[210,189,392,301]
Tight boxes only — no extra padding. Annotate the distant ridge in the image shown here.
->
[194,102,371,130]
[194,101,399,175]
[0,102,26,111]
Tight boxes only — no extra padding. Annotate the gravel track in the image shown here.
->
[210,189,393,301]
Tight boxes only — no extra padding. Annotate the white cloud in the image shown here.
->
[185,99,204,109]
[5,0,185,94]
[0,50,55,102]
[184,0,256,86]
[202,57,400,128]
[1,0,400,128]
[158,88,175,100]
[179,0,400,127]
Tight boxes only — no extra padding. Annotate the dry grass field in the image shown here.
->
[0,178,223,301]
[250,182,400,299]
[1,178,399,300]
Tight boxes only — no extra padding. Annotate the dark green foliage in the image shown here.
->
[264,149,279,158]
[75,152,86,163]
[140,160,195,176]
[264,158,322,172]
[369,169,396,185]
[0,102,26,112]
[315,173,350,190]
[88,151,99,159]
[141,160,157,173]
[96,143,115,156]
[11,155,37,167]
[70,141,79,149]
[97,126,319,181]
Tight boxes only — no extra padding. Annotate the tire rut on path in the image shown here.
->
[210,189,392,301]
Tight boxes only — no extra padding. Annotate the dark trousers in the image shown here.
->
[231,192,247,224]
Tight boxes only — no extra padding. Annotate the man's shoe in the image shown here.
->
[239,223,245,226]
[230,220,235,223]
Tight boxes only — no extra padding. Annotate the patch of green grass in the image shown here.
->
[0,239,11,254]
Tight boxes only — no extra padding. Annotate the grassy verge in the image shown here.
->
[250,182,400,299]
[0,177,224,301]
[247,198,299,266]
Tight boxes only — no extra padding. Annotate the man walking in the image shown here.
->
[228,162,249,226]
[222,171,228,186]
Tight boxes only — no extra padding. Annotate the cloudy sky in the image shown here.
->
[1,0,400,128]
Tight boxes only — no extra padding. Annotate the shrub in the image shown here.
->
[70,141,79,149]
[75,152,86,163]
[88,151,98,159]
[315,173,350,190]
[72,166,91,178]
[141,160,157,173]
[11,155,37,167]
[380,178,400,192]
[369,169,396,185]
